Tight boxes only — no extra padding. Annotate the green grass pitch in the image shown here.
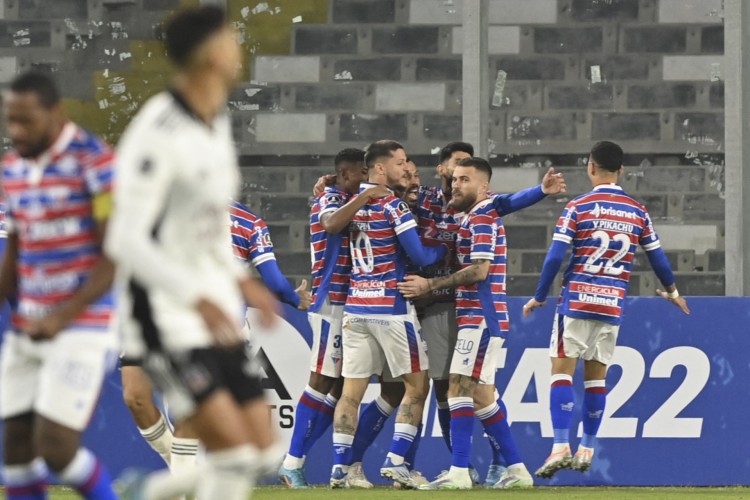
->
[26,485,750,499]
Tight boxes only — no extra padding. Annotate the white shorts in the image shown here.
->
[307,299,344,378]
[449,321,504,385]
[342,305,428,379]
[420,301,457,380]
[0,329,117,431]
[550,313,619,365]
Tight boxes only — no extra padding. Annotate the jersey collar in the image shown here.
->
[467,196,493,214]
[592,183,622,191]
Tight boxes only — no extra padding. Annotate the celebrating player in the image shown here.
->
[399,157,536,490]
[330,140,446,489]
[0,71,119,500]
[279,149,389,488]
[523,141,690,478]
[413,142,566,486]
[108,7,282,500]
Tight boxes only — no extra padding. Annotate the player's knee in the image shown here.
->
[380,382,405,408]
[122,385,153,415]
[307,371,336,394]
[34,426,78,472]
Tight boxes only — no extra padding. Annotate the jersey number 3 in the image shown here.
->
[583,230,630,276]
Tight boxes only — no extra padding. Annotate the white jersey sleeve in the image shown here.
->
[106,110,204,306]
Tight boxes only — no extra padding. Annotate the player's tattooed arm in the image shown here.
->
[398,259,491,299]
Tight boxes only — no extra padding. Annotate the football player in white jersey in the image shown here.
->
[108,7,281,500]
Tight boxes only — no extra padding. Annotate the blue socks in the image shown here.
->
[287,386,329,461]
[350,396,394,463]
[58,449,117,500]
[386,423,418,465]
[303,393,338,456]
[582,379,606,449]
[404,423,423,470]
[436,401,453,452]
[332,433,354,469]
[550,374,575,446]
[3,458,48,500]
[448,397,474,468]
[477,399,522,467]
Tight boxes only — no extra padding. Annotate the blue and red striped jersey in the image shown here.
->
[554,183,660,324]
[455,198,509,337]
[230,200,276,268]
[346,182,432,315]
[310,186,351,311]
[2,123,114,331]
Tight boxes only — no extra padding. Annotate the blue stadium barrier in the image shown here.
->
[0,297,746,486]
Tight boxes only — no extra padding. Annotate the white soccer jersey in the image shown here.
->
[106,91,246,355]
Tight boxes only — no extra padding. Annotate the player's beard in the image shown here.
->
[451,190,477,212]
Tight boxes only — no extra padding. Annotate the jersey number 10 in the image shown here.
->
[352,232,375,274]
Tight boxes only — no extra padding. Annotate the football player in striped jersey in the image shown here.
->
[523,141,689,478]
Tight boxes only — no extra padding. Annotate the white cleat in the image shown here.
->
[394,469,428,489]
[346,462,373,489]
[493,464,534,489]
[535,446,573,479]
[570,447,594,473]
[419,469,472,490]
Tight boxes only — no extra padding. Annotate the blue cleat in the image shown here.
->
[484,464,508,488]
[278,464,309,489]
[330,466,350,489]
[380,457,418,489]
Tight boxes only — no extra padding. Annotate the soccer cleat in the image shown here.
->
[469,466,481,485]
[570,447,594,473]
[347,462,373,489]
[484,464,507,488]
[494,465,534,489]
[330,466,350,489]
[394,469,428,489]
[436,465,479,484]
[419,470,472,490]
[278,465,309,489]
[115,469,147,500]
[534,446,573,478]
[380,457,418,489]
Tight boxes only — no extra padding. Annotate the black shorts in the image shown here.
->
[142,343,264,421]
[119,355,143,368]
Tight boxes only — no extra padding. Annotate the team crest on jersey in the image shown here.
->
[326,194,343,206]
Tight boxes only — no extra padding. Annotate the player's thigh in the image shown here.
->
[449,324,500,385]
[0,333,42,422]
[377,308,428,379]
[421,301,456,381]
[35,331,116,432]
[550,313,589,360]
[307,304,343,378]
[341,314,384,378]
[191,389,250,450]
[586,322,619,367]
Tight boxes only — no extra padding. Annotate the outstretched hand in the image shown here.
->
[541,167,566,195]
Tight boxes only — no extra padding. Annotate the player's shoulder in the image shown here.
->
[67,124,114,159]
[230,200,262,228]
[318,186,347,206]
[124,92,184,138]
